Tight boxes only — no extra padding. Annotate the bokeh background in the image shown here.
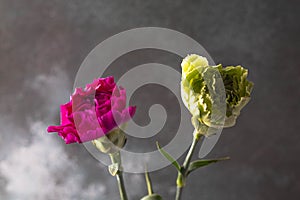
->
[0,0,299,199]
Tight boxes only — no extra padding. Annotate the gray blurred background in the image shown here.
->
[0,0,299,199]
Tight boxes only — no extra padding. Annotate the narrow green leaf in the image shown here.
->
[144,168,153,195]
[156,141,181,172]
[187,157,230,175]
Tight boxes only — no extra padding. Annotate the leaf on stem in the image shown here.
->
[156,141,181,173]
[187,156,230,175]
[145,168,153,195]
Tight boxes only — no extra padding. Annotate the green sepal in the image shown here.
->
[156,142,181,173]
[187,156,230,175]
[108,163,119,176]
[108,152,122,176]
[92,127,127,154]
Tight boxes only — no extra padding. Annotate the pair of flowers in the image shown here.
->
[47,54,253,200]
[48,54,253,146]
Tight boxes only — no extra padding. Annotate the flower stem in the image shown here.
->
[109,152,128,200]
[175,135,201,200]
[175,186,182,200]
[116,172,127,200]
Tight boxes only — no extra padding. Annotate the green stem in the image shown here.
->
[175,186,182,200]
[116,172,127,200]
[183,135,199,170]
[175,135,201,200]
[109,152,128,200]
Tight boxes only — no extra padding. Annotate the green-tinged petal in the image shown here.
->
[220,65,253,127]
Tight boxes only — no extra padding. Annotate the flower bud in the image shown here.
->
[140,194,163,200]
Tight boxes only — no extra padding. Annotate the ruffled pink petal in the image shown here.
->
[96,76,115,92]
[98,110,122,134]
[47,124,81,144]
[111,87,127,112]
[121,106,136,123]
[60,102,73,125]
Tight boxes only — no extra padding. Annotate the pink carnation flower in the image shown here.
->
[47,76,136,144]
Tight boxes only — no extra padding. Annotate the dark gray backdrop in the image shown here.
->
[0,0,299,199]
